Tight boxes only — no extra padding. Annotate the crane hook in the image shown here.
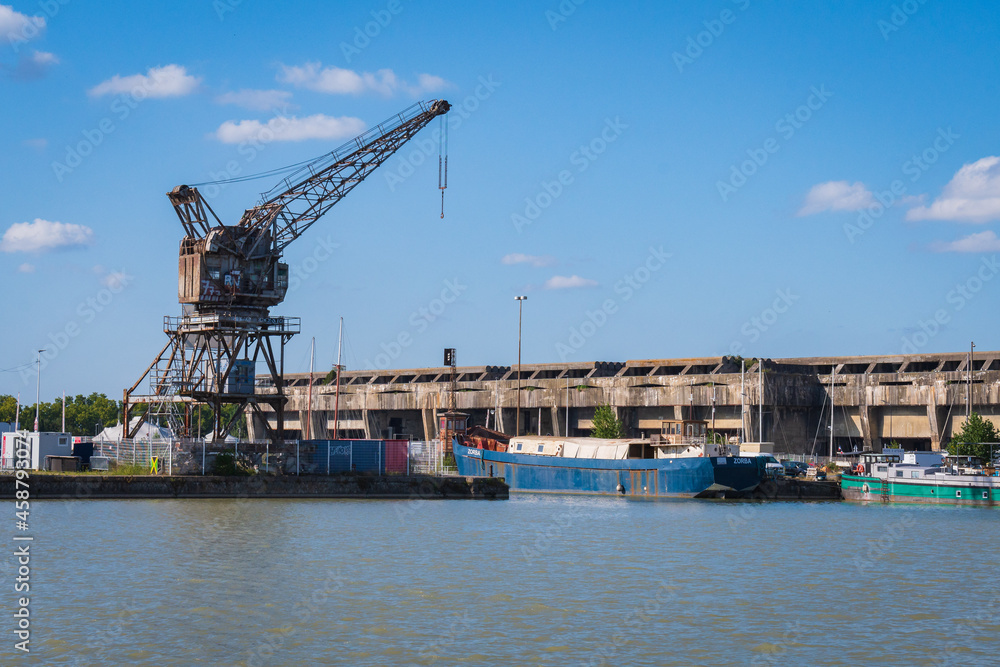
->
[438,115,448,219]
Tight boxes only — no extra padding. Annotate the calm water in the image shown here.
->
[5,495,1000,666]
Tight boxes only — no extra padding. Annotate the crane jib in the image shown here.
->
[169,98,450,315]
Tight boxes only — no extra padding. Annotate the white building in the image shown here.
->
[1,431,73,470]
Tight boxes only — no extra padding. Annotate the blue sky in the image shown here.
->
[2,0,1000,399]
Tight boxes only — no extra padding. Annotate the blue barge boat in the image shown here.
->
[452,418,765,499]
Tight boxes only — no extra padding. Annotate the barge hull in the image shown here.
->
[841,474,1000,506]
[454,441,761,498]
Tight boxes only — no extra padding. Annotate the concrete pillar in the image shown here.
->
[246,407,266,442]
[550,407,563,437]
[859,405,875,451]
[421,409,435,441]
[927,404,944,450]
[298,410,329,440]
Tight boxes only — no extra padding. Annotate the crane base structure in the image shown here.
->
[123,314,300,443]
[122,99,450,448]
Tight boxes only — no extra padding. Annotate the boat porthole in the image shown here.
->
[956,490,962,498]
[984,491,989,499]
[862,483,869,494]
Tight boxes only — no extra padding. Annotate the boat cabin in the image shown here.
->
[438,410,468,454]
[941,454,986,475]
[655,419,709,444]
[854,453,900,477]
[650,420,731,458]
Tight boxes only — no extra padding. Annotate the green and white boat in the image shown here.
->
[841,452,1000,505]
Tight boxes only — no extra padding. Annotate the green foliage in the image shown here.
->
[591,404,626,439]
[947,412,1000,462]
[0,393,120,435]
[0,392,249,440]
[727,355,759,370]
[707,431,726,444]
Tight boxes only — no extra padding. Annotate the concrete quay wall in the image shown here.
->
[1,474,509,500]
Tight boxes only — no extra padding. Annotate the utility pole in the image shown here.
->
[514,296,527,436]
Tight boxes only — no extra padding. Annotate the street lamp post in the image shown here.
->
[968,341,975,418]
[34,349,42,432]
[515,296,527,437]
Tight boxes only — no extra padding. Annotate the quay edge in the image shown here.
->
[0,473,509,500]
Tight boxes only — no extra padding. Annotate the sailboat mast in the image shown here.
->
[740,360,745,443]
[829,365,835,458]
[758,362,763,443]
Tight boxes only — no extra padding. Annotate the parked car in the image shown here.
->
[759,455,785,479]
[780,460,808,477]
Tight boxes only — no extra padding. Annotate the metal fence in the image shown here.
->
[94,439,176,474]
[4,435,460,477]
[408,439,458,476]
[296,439,411,475]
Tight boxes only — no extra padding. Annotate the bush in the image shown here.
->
[212,451,255,476]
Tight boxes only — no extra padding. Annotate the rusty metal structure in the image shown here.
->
[124,99,451,442]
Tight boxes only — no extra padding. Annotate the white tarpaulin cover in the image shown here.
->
[509,437,633,460]
[95,418,173,443]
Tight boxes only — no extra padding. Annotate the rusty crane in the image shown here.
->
[124,99,451,445]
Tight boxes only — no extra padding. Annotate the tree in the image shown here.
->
[0,393,121,435]
[591,404,625,439]
[947,412,1000,463]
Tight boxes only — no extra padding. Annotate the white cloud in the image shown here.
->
[277,62,450,96]
[31,50,57,65]
[544,275,598,290]
[215,89,294,111]
[2,49,59,80]
[906,156,1000,223]
[502,253,557,268]
[0,4,44,41]
[213,114,366,144]
[100,270,132,289]
[414,73,449,93]
[797,181,875,216]
[17,263,34,273]
[88,64,200,99]
[0,219,94,253]
[929,230,1000,253]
